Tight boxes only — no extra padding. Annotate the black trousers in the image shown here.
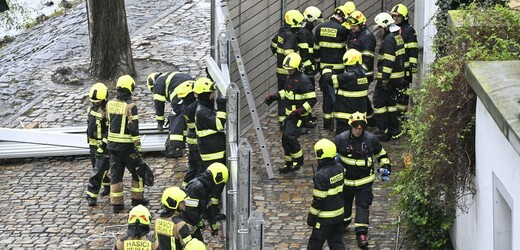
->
[335,119,350,136]
[277,75,287,123]
[307,222,345,250]
[86,146,110,198]
[109,148,143,205]
[182,145,205,187]
[344,182,373,234]
[282,116,302,165]
[373,81,399,133]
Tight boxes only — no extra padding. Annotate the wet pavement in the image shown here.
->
[0,0,414,249]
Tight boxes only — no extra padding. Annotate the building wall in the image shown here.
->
[453,98,520,249]
[227,0,415,131]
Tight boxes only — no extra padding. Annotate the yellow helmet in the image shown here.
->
[174,80,195,98]
[343,1,356,15]
[128,205,151,226]
[193,77,216,94]
[314,138,337,160]
[349,111,367,129]
[282,52,301,70]
[343,49,362,66]
[146,72,161,92]
[207,162,229,185]
[303,6,322,23]
[161,186,187,210]
[348,10,366,26]
[117,75,136,94]
[185,238,206,250]
[374,12,395,28]
[89,82,108,102]
[334,6,349,18]
[391,4,409,20]
[284,10,304,28]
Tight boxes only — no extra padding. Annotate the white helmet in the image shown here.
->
[303,6,322,23]
[374,12,395,28]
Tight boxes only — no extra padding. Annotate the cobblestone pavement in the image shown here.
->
[0,0,415,249]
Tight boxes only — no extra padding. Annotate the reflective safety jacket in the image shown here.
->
[333,130,391,186]
[87,103,108,150]
[297,22,318,75]
[195,99,226,163]
[114,234,158,250]
[309,158,345,225]
[315,18,350,70]
[320,65,369,120]
[155,213,193,250]
[153,72,195,123]
[348,26,376,82]
[274,71,317,118]
[376,30,406,82]
[182,97,198,150]
[107,93,140,152]
[183,175,225,228]
[398,21,418,73]
[271,25,300,78]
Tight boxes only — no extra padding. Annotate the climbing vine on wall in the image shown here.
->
[395,1,520,248]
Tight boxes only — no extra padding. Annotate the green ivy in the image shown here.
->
[395,1,519,249]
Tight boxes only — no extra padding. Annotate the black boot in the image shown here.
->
[86,196,97,207]
[356,233,369,248]
[113,204,125,213]
[131,198,150,206]
[279,164,292,174]
[100,186,110,197]
[323,119,334,131]
[164,142,184,158]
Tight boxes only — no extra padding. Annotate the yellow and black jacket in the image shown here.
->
[87,103,108,151]
[398,21,418,74]
[153,72,194,124]
[114,234,158,250]
[348,26,376,82]
[308,158,345,225]
[297,22,318,75]
[155,212,193,250]
[376,30,406,83]
[314,18,350,71]
[271,24,300,79]
[195,98,226,164]
[107,91,140,152]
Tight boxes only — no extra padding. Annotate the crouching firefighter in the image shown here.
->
[114,205,159,250]
[85,82,111,206]
[265,52,317,174]
[155,187,194,249]
[307,139,345,250]
[333,112,392,248]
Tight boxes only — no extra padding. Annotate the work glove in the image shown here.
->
[210,222,219,236]
[378,167,391,182]
[95,147,104,159]
[216,97,227,111]
[135,144,142,153]
[264,93,277,106]
[290,108,303,117]
[157,120,164,132]
[307,213,317,227]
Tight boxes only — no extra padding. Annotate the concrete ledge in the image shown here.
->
[465,61,520,156]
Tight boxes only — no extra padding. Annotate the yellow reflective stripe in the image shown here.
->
[131,185,144,193]
[291,149,303,159]
[303,102,312,112]
[409,57,418,64]
[284,92,314,100]
[320,63,345,70]
[85,191,99,198]
[361,50,375,57]
[182,235,193,244]
[375,149,387,158]
[306,92,316,98]
[216,111,226,119]
[276,47,295,55]
[383,53,395,61]
[361,64,368,71]
[169,134,184,141]
[387,105,398,112]
[318,41,345,49]
[380,158,390,165]
[216,118,224,131]
[156,115,165,121]
[390,72,405,78]
[185,198,199,208]
[344,174,376,186]
[110,191,124,198]
[355,223,369,227]
[309,207,320,215]
[339,155,373,167]
[154,94,166,102]
[131,135,140,142]
[271,41,277,48]
[313,189,328,198]
[284,155,292,161]
[277,68,289,74]
[397,104,408,111]
[314,44,320,50]
[405,42,418,48]
[90,110,103,118]
[131,115,138,120]
[322,68,333,74]
[332,75,339,89]
[200,151,225,161]
[365,71,374,76]
[317,207,344,218]
[88,138,102,146]
[324,113,333,119]
[396,48,406,56]
[336,89,367,98]
[210,198,219,205]
[164,72,179,100]
[279,116,286,122]
[383,66,393,73]
[333,112,353,120]
[196,129,218,137]
[404,62,410,67]
[313,185,343,198]
[298,43,309,49]
[302,60,313,67]
[297,119,303,127]
[373,107,387,114]
[187,137,197,145]
[187,123,195,129]
[108,132,133,143]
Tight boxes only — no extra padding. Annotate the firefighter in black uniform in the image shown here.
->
[307,139,345,250]
[193,77,227,168]
[265,53,317,174]
[107,75,148,213]
[320,49,369,135]
[155,186,195,250]
[85,82,111,206]
[347,10,377,122]
[271,9,304,129]
[153,72,195,158]
[333,112,391,248]
[391,3,419,120]
[183,163,229,242]
[298,6,322,129]
[373,12,406,141]
[114,205,159,250]
[315,6,350,131]
[172,82,204,189]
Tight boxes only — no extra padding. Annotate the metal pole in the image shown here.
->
[210,0,216,60]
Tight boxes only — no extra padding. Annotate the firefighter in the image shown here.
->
[107,75,148,213]
[114,205,159,250]
[85,82,111,206]
[153,72,195,158]
[298,6,322,129]
[183,163,229,242]
[315,6,350,131]
[391,3,419,120]
[193,77,227,168]
[146,72,162,96]
[333,112,392,248]
[307,139,345,250]
[155,187,194,249]
[340,1,356,30]
[265,53,317,173]
[373,12,406,141]
[173,81,204,189]
[347,10,377,124]
[270,9,304,130]
[320,49,369,135]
